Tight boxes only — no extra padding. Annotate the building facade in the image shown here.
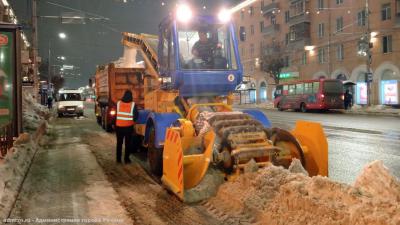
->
[233,0,400,105]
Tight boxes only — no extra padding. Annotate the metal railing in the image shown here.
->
[0,123,14,158]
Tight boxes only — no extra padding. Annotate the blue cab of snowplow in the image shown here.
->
[157,15,243,97]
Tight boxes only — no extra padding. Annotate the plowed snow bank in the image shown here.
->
[209,160,400,225]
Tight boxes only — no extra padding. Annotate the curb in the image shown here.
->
[233,104,400,117]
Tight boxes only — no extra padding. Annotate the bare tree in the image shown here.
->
[261,56,284,85]
[260,44,285,85]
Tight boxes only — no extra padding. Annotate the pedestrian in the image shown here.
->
[344,89,353,110]
[47,95,53,109]
[115,90,138,164]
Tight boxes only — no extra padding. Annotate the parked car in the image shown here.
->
[57,89,84,117]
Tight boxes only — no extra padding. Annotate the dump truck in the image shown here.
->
[94,63,145,132]
[100,4,328,202]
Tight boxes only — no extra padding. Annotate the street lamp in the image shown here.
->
[48,32,67,96]
[58,32,67,39]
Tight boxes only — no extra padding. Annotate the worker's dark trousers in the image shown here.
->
[115,126,133,162]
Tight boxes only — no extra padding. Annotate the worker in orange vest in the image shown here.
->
[115,90,138,164]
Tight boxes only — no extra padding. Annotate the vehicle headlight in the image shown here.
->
[176,4,192,23]
[58,105,64,109]
[218,8,231,23]
[78,105,84,109]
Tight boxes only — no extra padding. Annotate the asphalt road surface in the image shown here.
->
[257,109,400,184]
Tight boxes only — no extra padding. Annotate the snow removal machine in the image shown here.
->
[99,3,328,202]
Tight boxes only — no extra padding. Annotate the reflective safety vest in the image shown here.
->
[116,101,135,127]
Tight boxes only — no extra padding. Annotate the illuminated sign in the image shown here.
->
[381,80,398,105]
[0,34,8,46]
[356,82,368,105]
[279,72,299,79]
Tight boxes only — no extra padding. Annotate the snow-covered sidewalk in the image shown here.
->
[7,119,132,224]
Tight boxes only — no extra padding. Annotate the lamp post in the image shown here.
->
[48,32,67,96]
[365,0,372,106]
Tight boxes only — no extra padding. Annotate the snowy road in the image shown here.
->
[8,103,399,224]
[9,104,220,225]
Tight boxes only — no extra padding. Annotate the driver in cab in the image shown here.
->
[191,28,216,63]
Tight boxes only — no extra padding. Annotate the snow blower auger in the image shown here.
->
[161,103,328,202]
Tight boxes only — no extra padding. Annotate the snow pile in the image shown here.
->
[354,160,400,202]
[208,161,400,225]
[0,133,39,218]
[22,92,50,131]
[349,104,400,116]
[233,101,275,110]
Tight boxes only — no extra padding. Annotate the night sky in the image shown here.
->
[9,0,239,88]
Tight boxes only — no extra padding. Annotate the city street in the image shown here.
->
[7,103,399,224]
[2,0,399,223]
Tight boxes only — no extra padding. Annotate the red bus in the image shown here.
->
[274,79,344,112]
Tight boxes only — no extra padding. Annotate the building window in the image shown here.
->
[241,47,245,57]
[336,17,343,33]
[318,0,324,10]
[318,48,325,63]
[250,43,255,57]
[285,11,290,23]
[250,25,255,35]
[318,23,325,38]
[249,6,254,16]
[382,35,393,53]
[260,21,264,32]
[261,0,265,9]
[292,0,305,17]
[336,0,343,4]
[239,26,246,42]
[289,27,296,41]
[284,55,290,67]
[271,15,276,24]
[336,44,344,60]
[396,0,400,15]
[302,51,307,65]
[358,10,366,26]
[241,11,245,20]
[285,33,289,45]
[382,3,391,21]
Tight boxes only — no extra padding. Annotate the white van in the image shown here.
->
[57,89,84,117]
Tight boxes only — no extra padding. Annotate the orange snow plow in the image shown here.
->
[161,104,328,202]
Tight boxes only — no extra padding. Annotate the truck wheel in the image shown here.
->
[147,127,163,176]
[101,109,106,130]
[105,107,112,132]
[58,113,63,118]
